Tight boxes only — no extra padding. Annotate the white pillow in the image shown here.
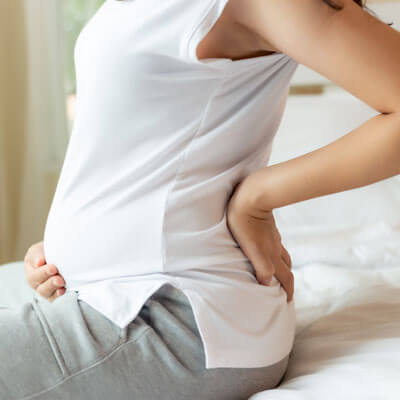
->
[269,88,400,268]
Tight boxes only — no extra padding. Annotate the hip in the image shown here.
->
[0,284,291,399]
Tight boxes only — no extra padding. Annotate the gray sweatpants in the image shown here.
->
[0,263,291,400]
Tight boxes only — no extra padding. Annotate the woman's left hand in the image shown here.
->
[226,179,294,303]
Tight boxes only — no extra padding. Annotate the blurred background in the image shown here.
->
[0,0,399,265]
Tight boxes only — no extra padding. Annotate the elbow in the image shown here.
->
[390,111,400,122]
[380,109,400,121]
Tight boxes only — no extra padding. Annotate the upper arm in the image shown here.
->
[231,0,400,114]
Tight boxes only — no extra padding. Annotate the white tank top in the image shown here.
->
[43,0,299,369]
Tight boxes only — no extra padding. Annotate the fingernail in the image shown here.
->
[47,266,56,275]
[53,278,62,287]
[262,279,272,286]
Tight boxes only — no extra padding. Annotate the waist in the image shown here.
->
[72,271,294,369]
[43,206,253,290]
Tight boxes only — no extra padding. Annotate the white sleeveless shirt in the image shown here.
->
[43,0,299,369]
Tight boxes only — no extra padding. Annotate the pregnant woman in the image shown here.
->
[8,0,399,398]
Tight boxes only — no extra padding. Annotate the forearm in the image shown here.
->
[243,112,400,214]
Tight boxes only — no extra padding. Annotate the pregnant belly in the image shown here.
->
[43,199,253,291]
[42,203,166,290]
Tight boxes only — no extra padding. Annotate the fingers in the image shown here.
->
[274,258,295,303]
[253,250,295,303]
[279,245,295,302]
[47,288,66,303]
[280,245,292,270]
[24,241,47,289]
[24,241,46,267]
[23,241,66,302]
[36,274,66,299]
[246,242,276,286]
[40,285,66,303]
[254,261,275,286]
[250,241,294,303]
[26,263,58,290]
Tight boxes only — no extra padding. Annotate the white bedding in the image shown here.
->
[250,263,400,399]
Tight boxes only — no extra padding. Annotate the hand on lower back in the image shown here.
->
[226,179,294,303]
[24,241,66,303]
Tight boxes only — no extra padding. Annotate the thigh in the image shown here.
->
[0,290,122,400]
[0,283,291,400]
[0,297,64,399]
[35,284,291,400]
[133,284,291,400]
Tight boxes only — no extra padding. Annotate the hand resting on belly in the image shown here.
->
[24,241,66,302]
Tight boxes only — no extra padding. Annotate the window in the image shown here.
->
[62,0,105,129]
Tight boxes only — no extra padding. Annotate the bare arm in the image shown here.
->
[240,112,400,215]
[229,0,400,212]
[225,0,400,298]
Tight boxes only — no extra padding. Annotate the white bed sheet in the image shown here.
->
[250,263,400,399]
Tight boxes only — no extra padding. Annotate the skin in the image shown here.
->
[25,0,400,303]
[24,241,65,302]
[225,0,400,303]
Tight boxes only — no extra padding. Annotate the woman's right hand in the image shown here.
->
[226,178,294,303]
[24,241,66,302]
